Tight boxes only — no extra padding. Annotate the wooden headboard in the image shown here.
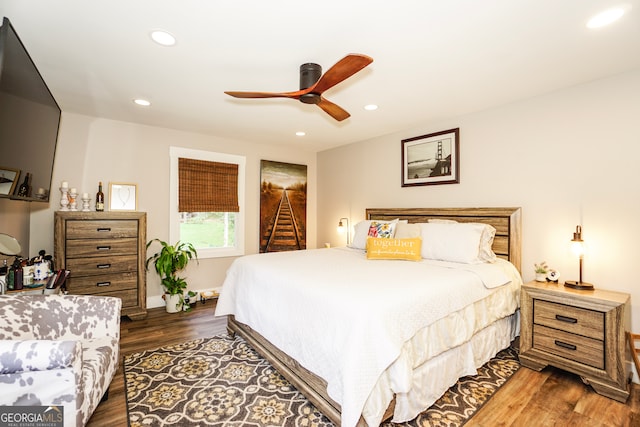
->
[366,207,522,274]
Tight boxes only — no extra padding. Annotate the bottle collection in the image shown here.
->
[9,172,49,200]
[58,181,106,212]
[1,249,54,291]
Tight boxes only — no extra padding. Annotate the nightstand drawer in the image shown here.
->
[534,299,604,340]
[533,324,604,369]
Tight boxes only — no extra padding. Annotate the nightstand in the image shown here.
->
[519,281,631,402]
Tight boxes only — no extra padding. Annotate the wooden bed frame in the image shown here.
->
[227,207,522,426]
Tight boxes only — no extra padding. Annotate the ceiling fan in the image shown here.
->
[224,53,373,122]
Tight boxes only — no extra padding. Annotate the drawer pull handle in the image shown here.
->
[96,281,111,287]
[555,340,577,351]
[97,246,111,251]
[555,314,577,324]
[97,263,111,269]
[97,227,112,232]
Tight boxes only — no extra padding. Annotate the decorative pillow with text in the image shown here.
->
[366,237,422,261]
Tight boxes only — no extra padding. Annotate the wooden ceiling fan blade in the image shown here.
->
[311,54,373,94]
[317,97,350,122]
[224,88,311,99]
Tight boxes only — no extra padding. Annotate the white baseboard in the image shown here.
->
[147,295,165,309]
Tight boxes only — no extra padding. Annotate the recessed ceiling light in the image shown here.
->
[133,99,151,107]
[364,104,378,111]
[587,5,630,28]
[295,131,306,136]
[150,30,176,46]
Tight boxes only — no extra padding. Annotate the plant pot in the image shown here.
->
[164,293,183,313]
[535,273,547,282]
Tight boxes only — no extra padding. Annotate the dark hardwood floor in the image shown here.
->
[88,302,640,426]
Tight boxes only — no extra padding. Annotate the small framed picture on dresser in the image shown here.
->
[109,182,137,211]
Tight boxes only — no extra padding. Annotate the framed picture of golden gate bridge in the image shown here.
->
[401,128,460,187]
[259,160,307,253]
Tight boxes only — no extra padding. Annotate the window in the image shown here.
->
[170,147,245,258]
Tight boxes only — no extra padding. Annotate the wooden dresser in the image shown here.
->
[519,281,630,402]
[54,211,147,320]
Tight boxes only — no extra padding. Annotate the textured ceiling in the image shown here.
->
[1,0,639,152]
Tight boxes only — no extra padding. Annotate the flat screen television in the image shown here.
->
[0,17,61,203]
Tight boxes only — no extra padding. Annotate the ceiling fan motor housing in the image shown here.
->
[299,63,322,104]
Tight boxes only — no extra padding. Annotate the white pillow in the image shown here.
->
[478,225,497,262]
[350,219,400,249]
[419,222,487,263]
[394,222,421,239]
[428,219,497,263]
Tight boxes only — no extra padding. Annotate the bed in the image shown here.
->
[215,207,522,427]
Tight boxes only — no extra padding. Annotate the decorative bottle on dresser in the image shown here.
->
[96,181,105,212]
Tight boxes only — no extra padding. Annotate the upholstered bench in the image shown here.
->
[0,294,121,427]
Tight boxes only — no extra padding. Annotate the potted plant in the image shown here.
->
[534,261,549,282]
[145,239,198,313]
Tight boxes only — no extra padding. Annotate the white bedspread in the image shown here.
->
[215,247,521,427]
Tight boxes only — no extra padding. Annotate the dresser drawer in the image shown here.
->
[533,324,604,369]
[66,220,138,239]
[66,237,138,258]
[91,288,139,309]
[68,271,138,294]
[533,299,604,340]
[66,254,138,276]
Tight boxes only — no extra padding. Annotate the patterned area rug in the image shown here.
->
[124,335,519,427]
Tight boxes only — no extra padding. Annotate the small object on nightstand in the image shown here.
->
[534,261,549,282]
[546,269,560,283]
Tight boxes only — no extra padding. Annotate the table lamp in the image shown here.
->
[337,217,351,246]
[564,225,594,290]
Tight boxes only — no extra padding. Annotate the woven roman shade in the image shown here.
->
[178,157,239,212]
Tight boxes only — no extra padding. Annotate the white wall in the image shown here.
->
[318,70,640,379]
[28,113,317,306]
